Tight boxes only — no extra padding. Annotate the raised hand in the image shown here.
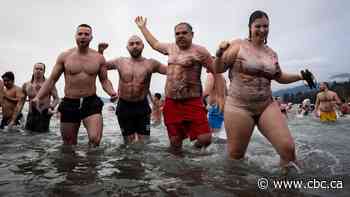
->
[135,16,147,28]
[216,41,230,57]
[98,42,109,53]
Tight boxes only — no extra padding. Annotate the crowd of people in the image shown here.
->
[1,10,349,173]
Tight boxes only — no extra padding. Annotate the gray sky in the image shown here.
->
[1,0,349,97]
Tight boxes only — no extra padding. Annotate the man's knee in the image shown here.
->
[279,141,296,161]
[196,133,212,148]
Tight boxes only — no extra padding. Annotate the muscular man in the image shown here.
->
[33,24,117,146]
[315,82,342,122]
[98,35,167,143]
[203,72,227,132]
[135,16,215,153]
[23,62,59,132]
[1,71,25,129]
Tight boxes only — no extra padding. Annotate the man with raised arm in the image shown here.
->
[98,35,167,144]
[33,24,117,146]
[135,16,216,153]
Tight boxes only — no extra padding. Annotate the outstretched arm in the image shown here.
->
[98,42,118,70]
[135,16,167,55]
[36,53,65,100]
[276,72,303,84]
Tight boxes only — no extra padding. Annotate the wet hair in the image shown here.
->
[321,82,329,88]
[77,23,92,31]
[248,10,269,44]
[31,62,46,83]
[174,22,193,33]
[154,93,162,99]
[1,71,15,81]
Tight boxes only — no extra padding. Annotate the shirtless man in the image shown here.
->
[315,82,342,122]
[1,71,25,129]
[33,24,117,146]
[203,72,227,132]
[0,79,4,106]
[151,93,164,126]
[23,62,59,132]
[135,16,215,153]
[98,35,167,143]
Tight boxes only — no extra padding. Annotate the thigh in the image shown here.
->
[60,122,80,145]
[224,106,255,157]
[135,114,151,136]
[83,113,103,139]
[257,102,294,152]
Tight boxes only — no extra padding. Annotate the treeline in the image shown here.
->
[281,80,350,104]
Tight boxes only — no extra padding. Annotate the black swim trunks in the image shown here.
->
[25,107,52,132]
[0,113,23,129]
[115,98,151,136]
[58,94,104,123]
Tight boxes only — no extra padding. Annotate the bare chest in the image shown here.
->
[118,61,153,82]
[64,55,100,75]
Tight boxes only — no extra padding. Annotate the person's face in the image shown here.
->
[127,37,144,58]
[250,16,269,43]
[175,24,193,49]
[319,82,327,91]
[75,27,92,48]
[2,77,14,89]
[33,63,45,79]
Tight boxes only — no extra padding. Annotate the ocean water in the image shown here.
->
[0,104,349,197]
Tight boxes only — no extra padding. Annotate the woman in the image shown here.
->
[214,10,314,169]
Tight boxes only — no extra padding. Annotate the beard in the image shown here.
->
[129,49,142,58]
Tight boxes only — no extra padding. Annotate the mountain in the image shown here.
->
[273,85,313,97]
[330,73,350,80]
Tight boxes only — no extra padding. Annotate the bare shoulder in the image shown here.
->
[265,45,278,57]
[89,48,105,63]
[58,48,75,62]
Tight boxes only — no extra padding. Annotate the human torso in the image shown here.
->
[116,57,156,102]
[2,86,19,118]
[227,39,281,114]
[63,48,101,98]
[164,44,211,99]
[318,91,337,112]
[24,80,51,111]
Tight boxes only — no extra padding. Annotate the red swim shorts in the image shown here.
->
[163,97,211,141]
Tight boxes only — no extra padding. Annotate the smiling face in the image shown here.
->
[127,35,144,58]
[75,26,92,48]
[249,16,269,44]
[175,24,193,50]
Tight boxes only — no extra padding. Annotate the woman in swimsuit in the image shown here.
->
[214,10,311,168]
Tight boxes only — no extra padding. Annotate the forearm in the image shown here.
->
[37,80,55,99]
[139,26,159,50]
[101,79,116,96]
[11,100,24,122]
[277,72,303,84]
[50,97,59,109]
[213,57,229,73]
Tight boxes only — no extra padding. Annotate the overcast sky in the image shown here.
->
[1,0,349,98]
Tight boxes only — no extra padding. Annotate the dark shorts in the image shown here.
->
[58,95,104,123]
[0,113,23,129]
[115,98,151,136]
[163,97,210,141]
[25,107,52,132]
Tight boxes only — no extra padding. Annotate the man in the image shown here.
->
[315,82,342,122]
[135,16,215,153]
[33,24,117,146]
[203,72,226,132]
[0,79,4,106]
[23,62,59,132]
[98,35,167,143]
[151,92,164,126]
[1,71,25,129]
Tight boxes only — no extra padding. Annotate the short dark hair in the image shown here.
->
[77,24,92,31]
[248,10,269,44]
[174,22,193,32]
[154,93,162,99]
[2,71,15,81]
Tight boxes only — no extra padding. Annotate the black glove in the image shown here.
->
[301,69,317,89]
